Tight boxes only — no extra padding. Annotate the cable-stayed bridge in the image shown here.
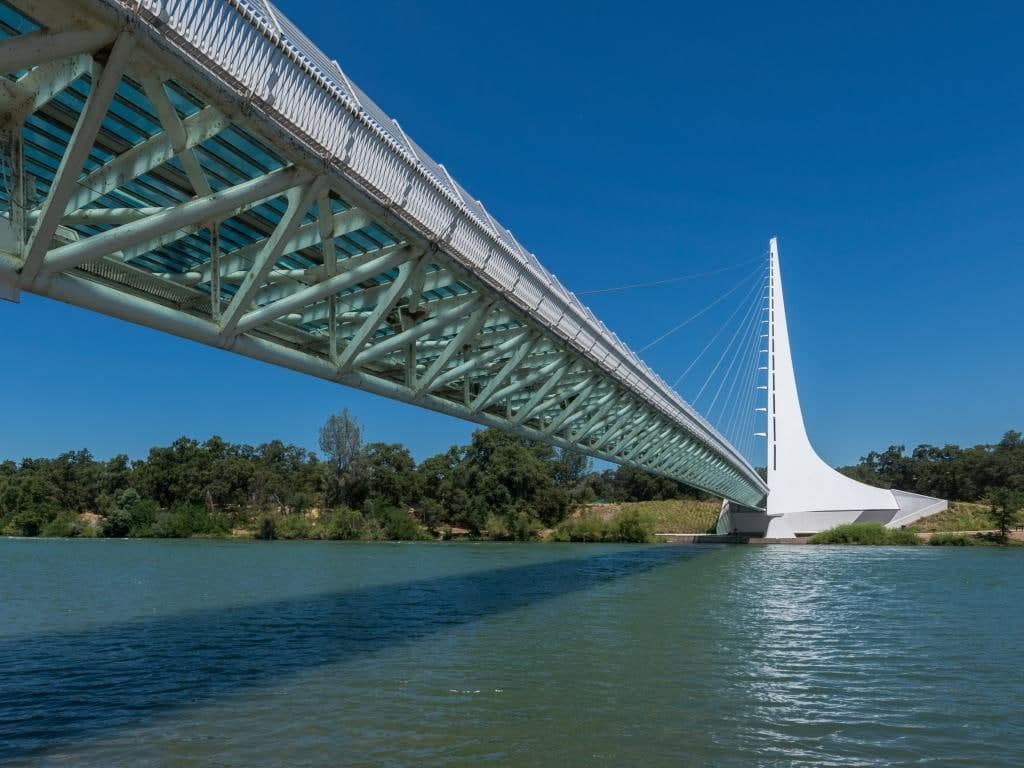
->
[0,0,771,506]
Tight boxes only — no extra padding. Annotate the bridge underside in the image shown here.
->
[0,0,767,506]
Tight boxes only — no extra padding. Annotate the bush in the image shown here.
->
[322,507,366,540]
[511,511,542,541]
[487,512,541,541]
[378,506,426,541]
[100,490,160,537]
[99,507,133,538]
[414,498,445,534]
[809,522,919,545]
[553,510,654,543]
[274,514,311,539]
[485,513,510,540]
[9,508,51,537]
[886,527,921,545]
[612,509,654,543]
[929,532,976,546]
[151,510,189,538]
[552,516,607,542]
[41,514,84,536]
[148,502,228,538]
[255,515,276,540]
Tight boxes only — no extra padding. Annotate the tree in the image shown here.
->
[450,428,569,533]
[319,409,362,506]
[990,487,1023,542]
[553,448,591,500]
[345,442,419,509]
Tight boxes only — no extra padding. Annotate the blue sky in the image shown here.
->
[2,0,1021,467]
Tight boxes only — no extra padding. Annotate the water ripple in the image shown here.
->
[1,541,1022,766]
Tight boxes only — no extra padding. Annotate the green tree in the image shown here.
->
[345,442,419,509]
[452,428,568,533]
[990,487,1023,542]
[99,488,157,537]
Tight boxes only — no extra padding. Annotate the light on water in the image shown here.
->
[1,539,1022,766]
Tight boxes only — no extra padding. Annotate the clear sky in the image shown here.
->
[2,0,1021,467]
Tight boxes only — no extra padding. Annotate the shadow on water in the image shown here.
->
[0,544,708,761]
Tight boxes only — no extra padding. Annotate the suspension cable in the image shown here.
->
[691,271,765,406]
[724,299,766,454]
[576,255,762,296]
[637,267,762,354]
[705,274,766,420]
[672,272,765,388]
[716,302,762,431]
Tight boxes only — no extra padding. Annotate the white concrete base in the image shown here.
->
[716,493,947,538]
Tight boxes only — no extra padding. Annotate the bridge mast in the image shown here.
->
[719,237,946,537]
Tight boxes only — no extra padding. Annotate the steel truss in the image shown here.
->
[0,0,767,506]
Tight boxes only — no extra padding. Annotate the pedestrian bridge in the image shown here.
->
[0,0,767,507]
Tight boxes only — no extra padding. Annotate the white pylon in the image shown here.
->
[718,237,947,538]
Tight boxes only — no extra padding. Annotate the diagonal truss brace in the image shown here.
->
[21,33,135,282]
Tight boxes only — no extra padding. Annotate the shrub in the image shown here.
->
[510,511,542,541]
[414,498,445,534]
[612,509,654,543]
[42,512,83,538]
[275,514,311,540]
[99,507,133,538]
[886,527,921,546]
[553,510,654,543]
[148,503,228,538]
[485,513,510,540]
[100,490,161,537]
[809,522,919,545]
[151,510,189,538]
[379,507,426,540]
[554,516,607,542]
[255,515,276,540]
[929,532,976,546]
[322,507,366,540]
[10,508,50,537]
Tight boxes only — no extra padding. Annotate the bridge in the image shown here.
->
[0,0,771,509]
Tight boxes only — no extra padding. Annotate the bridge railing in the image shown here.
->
[85,0,764,492]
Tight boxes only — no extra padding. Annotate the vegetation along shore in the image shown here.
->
[1,413,1021,544]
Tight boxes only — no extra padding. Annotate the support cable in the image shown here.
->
[637,267,762,355]
[726,302,765,462]
[722,324,758,441]
[691,270,766,405]
[576,255,762,296]
[672,271,765,388]
[742,332,764,461]
[705,276,765,422]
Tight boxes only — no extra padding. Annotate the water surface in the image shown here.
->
[1,539,1022,766]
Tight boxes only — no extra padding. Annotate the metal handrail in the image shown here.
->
[115,0,765,495]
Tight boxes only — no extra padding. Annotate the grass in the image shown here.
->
[579,499,721,534]
[809,521,920,545]
[911,501,995,532]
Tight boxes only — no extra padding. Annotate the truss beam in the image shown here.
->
[0,0,767,506]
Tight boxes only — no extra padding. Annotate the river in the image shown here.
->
[1,538,1022,766]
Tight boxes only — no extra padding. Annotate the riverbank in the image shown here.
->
[9,497,1020,547]
[808,520,1024,546]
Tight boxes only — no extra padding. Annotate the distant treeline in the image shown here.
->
[840,430,1024,501]
[0,410,704,541]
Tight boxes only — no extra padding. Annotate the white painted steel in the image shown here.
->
[0,0,767,505]
[717,239,945,535]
